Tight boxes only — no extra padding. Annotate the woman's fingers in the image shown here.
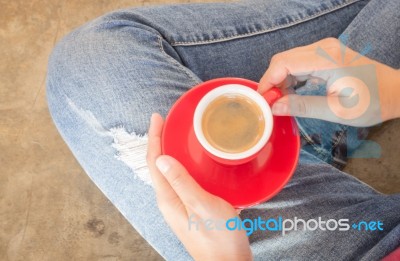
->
[147,114,214,218]
[147,113,163,162]
[147,113,170,192]
[147,114,188,216]
[272,93,371,126]
[156,155,212,216]
[258,38,342,94]
[272,94,332,119]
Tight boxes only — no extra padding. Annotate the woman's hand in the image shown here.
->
[258,38,400,127]
[146,113,252,261]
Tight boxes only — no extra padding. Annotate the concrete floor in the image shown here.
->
[1,0,399,260]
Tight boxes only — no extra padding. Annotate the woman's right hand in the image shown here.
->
[258,38,400,127]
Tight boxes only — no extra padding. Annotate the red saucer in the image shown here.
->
[161,78,300,208]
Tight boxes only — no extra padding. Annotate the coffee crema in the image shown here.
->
[201,94,265,153]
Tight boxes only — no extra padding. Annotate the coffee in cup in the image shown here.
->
[201,93,265,153]
[193,84,276,165]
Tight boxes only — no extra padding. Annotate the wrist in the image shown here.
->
[377,66,400,121]
[198,250,253,261]
[393,69,400,119]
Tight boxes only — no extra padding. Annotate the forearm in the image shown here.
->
[377,65,400,122]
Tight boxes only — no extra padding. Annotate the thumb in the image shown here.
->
[271,94,339,122]
[156,155,211,214]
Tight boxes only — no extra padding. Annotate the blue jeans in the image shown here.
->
[46,0,400,260]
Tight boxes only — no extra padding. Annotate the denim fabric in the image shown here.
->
[46,0,400,260]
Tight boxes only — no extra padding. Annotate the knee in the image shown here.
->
[46,11,154,107]
[46,11,163,134]
[46,23,98,107]
[46,32,73,120]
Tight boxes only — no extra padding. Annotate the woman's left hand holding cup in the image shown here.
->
[146,113,253,261]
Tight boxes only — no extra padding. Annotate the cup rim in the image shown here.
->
[193,84,273,160]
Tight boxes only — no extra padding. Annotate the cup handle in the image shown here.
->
[262,87,282,105]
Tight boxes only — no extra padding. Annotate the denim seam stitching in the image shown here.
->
[170,0,360,46]
[297,121,331,160]
[157,35,202,85]
[331,125,349,150]
[330,125,350,167]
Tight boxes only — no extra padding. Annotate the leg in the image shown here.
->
[242,151,400,261]
[46,0,388,260]
[243,0,400,260]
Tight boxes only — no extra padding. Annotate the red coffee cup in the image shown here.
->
[193,84,282,165]
[161,77,300,208]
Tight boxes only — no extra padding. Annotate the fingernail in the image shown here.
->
[272,102,288,115]
[156,156,170,175]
